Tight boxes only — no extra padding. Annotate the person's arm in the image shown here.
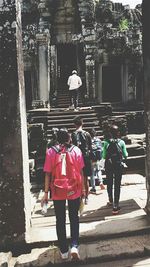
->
[120,140,128,159]
[41,172,51,205]
[78,77,82,87]
[41,148,52,204]
[102,141,108,159]
[80,169,86,198]
[76,147,85,197]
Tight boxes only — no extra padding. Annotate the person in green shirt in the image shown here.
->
[102,125,128,215]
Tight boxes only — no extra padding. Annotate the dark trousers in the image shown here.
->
[53,197,80,253]
[105,164,122,206]
[69,89,78,108]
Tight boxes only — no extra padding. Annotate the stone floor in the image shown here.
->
[26,173,148,243]
[7,173,150,267]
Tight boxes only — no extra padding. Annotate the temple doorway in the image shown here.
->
[57,44,77,91]
[102,65,122,102]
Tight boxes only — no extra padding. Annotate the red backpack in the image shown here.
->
[51,145,82,199]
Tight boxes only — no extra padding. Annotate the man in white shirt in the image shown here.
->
[67,70,82,111]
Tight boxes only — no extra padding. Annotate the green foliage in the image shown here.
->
[119,18,129,31]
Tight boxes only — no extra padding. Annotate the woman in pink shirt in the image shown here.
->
[42,128,84,260]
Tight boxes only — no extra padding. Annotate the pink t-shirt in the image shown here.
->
[44,145,84,200]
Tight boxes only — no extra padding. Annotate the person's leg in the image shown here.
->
[68,198,80,260]
[97,161,105,190]
[68,198,80,247]
[53,200,68,253]
[69,90,74,107]
[72,89,76,108]
[84,175,89,204]
[105,168,113,204]
[75,89,79,109]
[114,166,122,207]
[90,162,96,192]
[83,156,91,203]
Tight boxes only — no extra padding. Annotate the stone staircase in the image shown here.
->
[54,88,83,108]
[27,105,112,140]
[27,105,145,184]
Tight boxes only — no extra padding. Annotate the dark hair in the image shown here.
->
[73,116,83,127]
[57,128,71,144]
[52,127,59,140]
[110,125,119,139]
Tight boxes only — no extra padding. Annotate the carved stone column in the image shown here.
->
[85,58,96,99]
[36,33,50,104]
[50,45,57,97]
[36,0,51,107]
[0,0,31,246]
[77,0,96,101]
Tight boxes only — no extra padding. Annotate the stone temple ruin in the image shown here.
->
[0,0,147,251]
[22,0,143,109]
[23,0,144,182]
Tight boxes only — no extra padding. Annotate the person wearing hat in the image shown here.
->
[67,70,82,111]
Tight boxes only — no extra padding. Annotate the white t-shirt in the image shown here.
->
[67,74,82,90]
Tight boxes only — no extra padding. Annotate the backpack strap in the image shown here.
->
[115,140,123,156]
[51,145,75,153]
[106,139,123,160]
[67,145,75,152]
[51,145,61,153]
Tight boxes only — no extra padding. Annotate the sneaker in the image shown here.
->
[100,184,105,190]
[74,108,78,112]
[71,247,80,260]
[84,197,88,205]
[60,251,69,260]
[112,206,120,215]
[90,188,96,194]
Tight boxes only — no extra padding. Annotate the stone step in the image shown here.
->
[126,143,145,156]
[126,155,145,171]
[11,233,150,267]
[27,107,146,174]
[47,116,98,123]
[29,111,97,120]
[46,127,102,138]
[11,174,149,266]
[30,115,98,125]
[47,121,100,129]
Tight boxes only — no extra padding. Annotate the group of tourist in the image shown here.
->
[41,114,128,261]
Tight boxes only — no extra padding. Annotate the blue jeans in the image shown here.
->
[53,197,80,253]
[90,161,103,189]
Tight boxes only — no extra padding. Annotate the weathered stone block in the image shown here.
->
[0,252,12,267]
[14,247,56,267]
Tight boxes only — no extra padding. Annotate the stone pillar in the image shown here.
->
[142,0,150,215]
[121,62,128,103]
[50,45,57,96]
[85,58,96,99]
[36,33,50,104]
[97,64,103,103]
[36,0,51,107]
[0,0,31,246]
